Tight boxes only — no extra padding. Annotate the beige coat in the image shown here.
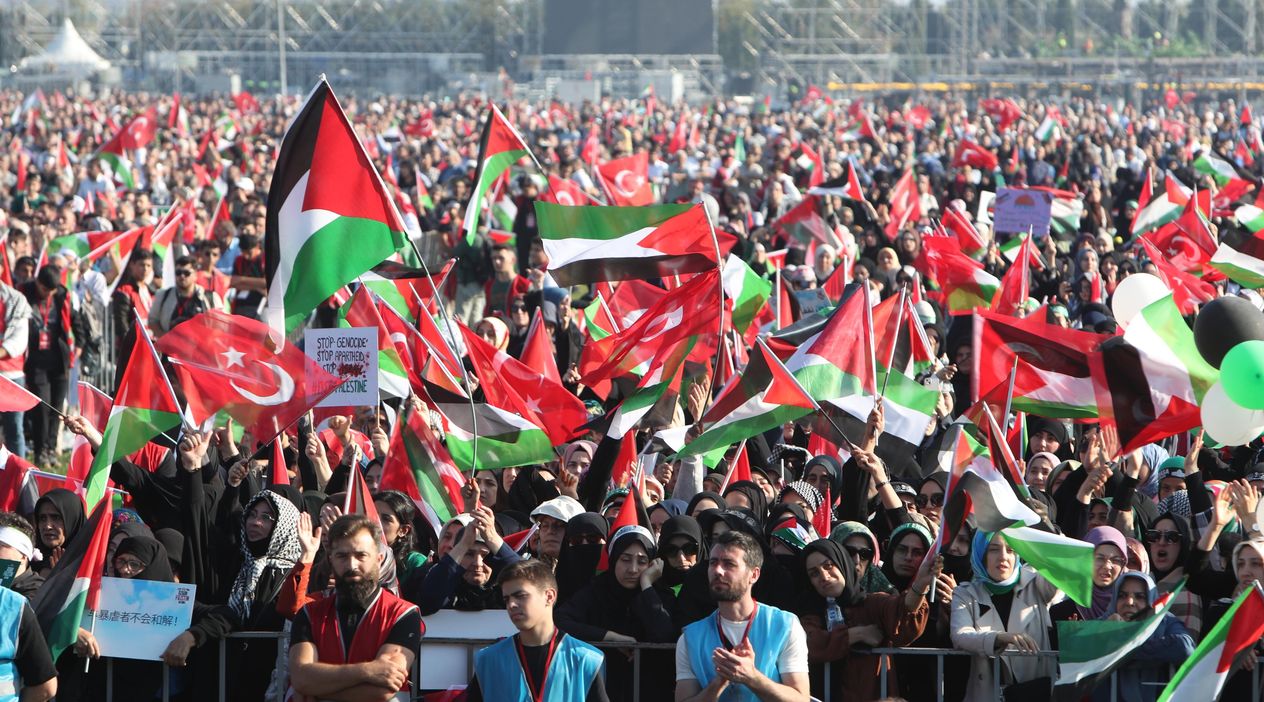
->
[950,566,1062,702]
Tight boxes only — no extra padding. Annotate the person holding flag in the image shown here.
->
[950,530,1062,700]
[414,483,521,615]
[467,558,609,701]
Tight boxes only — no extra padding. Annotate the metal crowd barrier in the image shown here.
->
[100,633,1264,702]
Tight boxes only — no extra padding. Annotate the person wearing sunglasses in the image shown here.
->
[796,537,937,702]
[915,475,946,527]
[657,515,703,592]
[1146,514,1202,637]
[827,521,894,595]
[149,255,224,337]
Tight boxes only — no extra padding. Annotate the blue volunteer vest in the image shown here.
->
[0,586,23,701]
[682,604,797,702]
[474,632,604,702]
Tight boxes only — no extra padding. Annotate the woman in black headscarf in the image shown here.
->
[797,539,933,702]
[657,515,702,592]
[32,488,85,575]
[685,490,725,517]
[555,512,608,603]
[78,536,179,701]
[555,526,677,702]
[722,480,768,527]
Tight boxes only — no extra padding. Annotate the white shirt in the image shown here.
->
[674,612,809,681]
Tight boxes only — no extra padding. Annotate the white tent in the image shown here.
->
[19,19,111,75]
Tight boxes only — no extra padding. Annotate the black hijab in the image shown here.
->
[686,491,726,517]
[723,480,768,526]
[505,466,560,516]
[804,455,844,498]
[659,514,703,588]
[115,536,175,582]
[153,528,184,575]
[556,512,608,602]
[34,488,85,550]
[800,539,863,611]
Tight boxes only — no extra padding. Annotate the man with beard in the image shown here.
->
[288,514,422,702]
[674,530,810,702]
[466,558,608,701]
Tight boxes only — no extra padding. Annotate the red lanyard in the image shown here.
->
[515,631,560,702]
[38,299,51,328]
[716,601,758,651]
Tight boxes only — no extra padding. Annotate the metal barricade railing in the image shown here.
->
[99,633,1264,702]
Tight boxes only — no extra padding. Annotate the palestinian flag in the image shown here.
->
[873,292,936,378]
[1194,148,1252,188]
[680,339,815,457]
[537,202,722,286]
[991,234,1034,315]
[607,338,694,440]
[1090,294,1218,454]
[922,237,999,315]
[264,79,408,335]
[1034,115,1059,143]
[1131,171,1191,237]
[1002,526,1095,607]
[1048,192,1084,236]
[339,286,412,399]
[96,105,158,190]
[45,230,121,260]
[770,517,814,551]
[1158,584,1264,702]
[973,308,1102,418]
[774,197,838,249]
[582,290,617,343]
[430,388,555,472]
[85,318,181,509]
[1210,206,1264,287]
[32,498,111,661]
[723,254,772,338]
[806,163,866,202]
[463,104,532,243]
[358,259,454,324]
[946,425,1041,532]
[1056,583,1182,699]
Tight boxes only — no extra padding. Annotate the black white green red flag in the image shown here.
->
[264,79,408,335]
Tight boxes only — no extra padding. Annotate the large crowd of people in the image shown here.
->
[0,84,1260,701]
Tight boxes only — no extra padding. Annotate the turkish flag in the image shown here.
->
[598,152,654,206]
[953,140,999,171]
[119,105,159,151]
[0,375,38,412]
[459,322,587,446]
[540,174,594,206]
[155,310,342,443]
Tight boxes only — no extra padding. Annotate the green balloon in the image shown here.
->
[1221,340,1264,410]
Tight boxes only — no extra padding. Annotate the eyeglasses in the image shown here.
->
[845,546,876,562]
[114,557,146,572]
[1093,554,1127,569]
[661,542,699,558]
[1146,530,1181,544]
[174,269,194,277]
[915,493,945,509]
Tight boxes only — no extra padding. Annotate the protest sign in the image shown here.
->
[305,327,378,407]
[92,577,196,661]
[993,187,1053,235]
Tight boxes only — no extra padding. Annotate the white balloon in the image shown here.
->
[1111,273,1170,327]
[1201,382,1264,446]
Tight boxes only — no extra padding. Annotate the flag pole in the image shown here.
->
[702,202,727,407]
[404,240,481,480]
[1001,355,1019,430]
[878,284,909,400]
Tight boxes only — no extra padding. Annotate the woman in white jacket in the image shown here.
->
[950,530,1062,701]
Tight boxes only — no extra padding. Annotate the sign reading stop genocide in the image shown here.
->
[304,327,379,407]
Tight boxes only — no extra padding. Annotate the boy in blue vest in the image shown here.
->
[468,558,608,701]
[674,530,810,702]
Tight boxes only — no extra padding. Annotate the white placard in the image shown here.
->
[305,327,379,407]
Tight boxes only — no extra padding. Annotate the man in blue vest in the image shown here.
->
[468,558,607,701]
[674,531,809,702]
